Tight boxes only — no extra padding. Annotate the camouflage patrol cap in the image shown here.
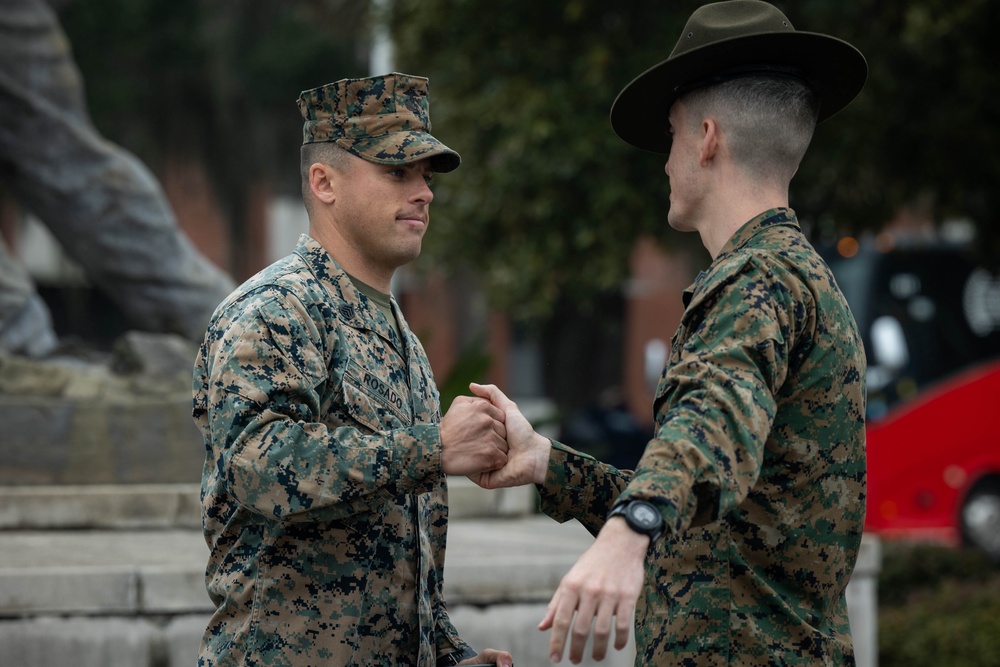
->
[297,72,460,173]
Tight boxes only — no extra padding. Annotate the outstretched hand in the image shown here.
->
[539,518,647,664]
[467,383,551,489]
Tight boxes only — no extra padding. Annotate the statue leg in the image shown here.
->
[0,232,58,356]
[0,0,234,347]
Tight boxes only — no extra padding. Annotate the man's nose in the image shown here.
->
[413,179,434,204]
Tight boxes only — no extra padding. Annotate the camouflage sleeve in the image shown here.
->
[429,484,474,661]
[615,255,797,535]
[537,441,632,536]
[203,287,441,523]
[434,616,474,665]
[433,582,475,660]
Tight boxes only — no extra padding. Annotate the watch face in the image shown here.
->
[629,502,661,530]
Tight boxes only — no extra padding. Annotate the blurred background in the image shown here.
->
[1,1,999,663]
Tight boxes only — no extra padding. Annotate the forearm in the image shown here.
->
[221,407,442,522]
[622,356,775,533]
[537,441,631,536]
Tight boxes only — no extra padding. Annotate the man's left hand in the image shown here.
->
[539,517,647,664]
[458,648,514,666]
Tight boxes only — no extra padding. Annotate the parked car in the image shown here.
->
[825,239,1000,560]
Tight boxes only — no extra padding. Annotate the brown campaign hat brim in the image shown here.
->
[337,130,461,173]
[610,30,868,154]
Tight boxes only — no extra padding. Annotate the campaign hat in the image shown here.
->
[610,0,868,153]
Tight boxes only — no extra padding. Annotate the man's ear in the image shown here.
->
[309,163,337,205]
[699,118,719,167]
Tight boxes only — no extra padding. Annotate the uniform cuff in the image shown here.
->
[388,423,443,495]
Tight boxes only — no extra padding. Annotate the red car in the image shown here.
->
[864,358,1000,558]
[826,240,1000,560]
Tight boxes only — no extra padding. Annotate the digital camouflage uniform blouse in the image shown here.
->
[539,209,867,666]
[193,234,471,667]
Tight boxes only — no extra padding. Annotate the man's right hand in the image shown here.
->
[439,395,508,476]
[468,383,551,489]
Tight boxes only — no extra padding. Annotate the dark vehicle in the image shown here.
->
[825,238,1000,560]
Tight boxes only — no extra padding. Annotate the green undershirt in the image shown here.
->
[346,273,403,343]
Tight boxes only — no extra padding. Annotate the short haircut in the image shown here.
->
[680,74,819,184]
[300,142,353,214]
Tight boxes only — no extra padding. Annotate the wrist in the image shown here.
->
[602,516,652,556]
[531,434,552,486]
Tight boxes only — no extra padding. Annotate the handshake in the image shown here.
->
[438,383,551,490]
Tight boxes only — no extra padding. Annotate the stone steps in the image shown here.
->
[0,477,537,530]
[0,479,879,667]
[0,479,580,610]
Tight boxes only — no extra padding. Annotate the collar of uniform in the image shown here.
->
[715,207,799,261]
[680,208,798,307]
[293,234,407,354]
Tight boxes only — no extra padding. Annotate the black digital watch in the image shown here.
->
[607,499,665,543]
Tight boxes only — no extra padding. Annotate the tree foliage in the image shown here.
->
[390,0,709,321]
[390,0,1000,319]
[788,0,1000,256]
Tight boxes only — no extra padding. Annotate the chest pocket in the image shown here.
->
[342,358,411,433]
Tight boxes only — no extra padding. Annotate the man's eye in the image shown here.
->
[423,173,434,187]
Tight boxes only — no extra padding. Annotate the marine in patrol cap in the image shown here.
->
[610,0,868,154]
[297,72,461,172]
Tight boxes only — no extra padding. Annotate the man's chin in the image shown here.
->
[667,214,687,232]
[392,247,422,269]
